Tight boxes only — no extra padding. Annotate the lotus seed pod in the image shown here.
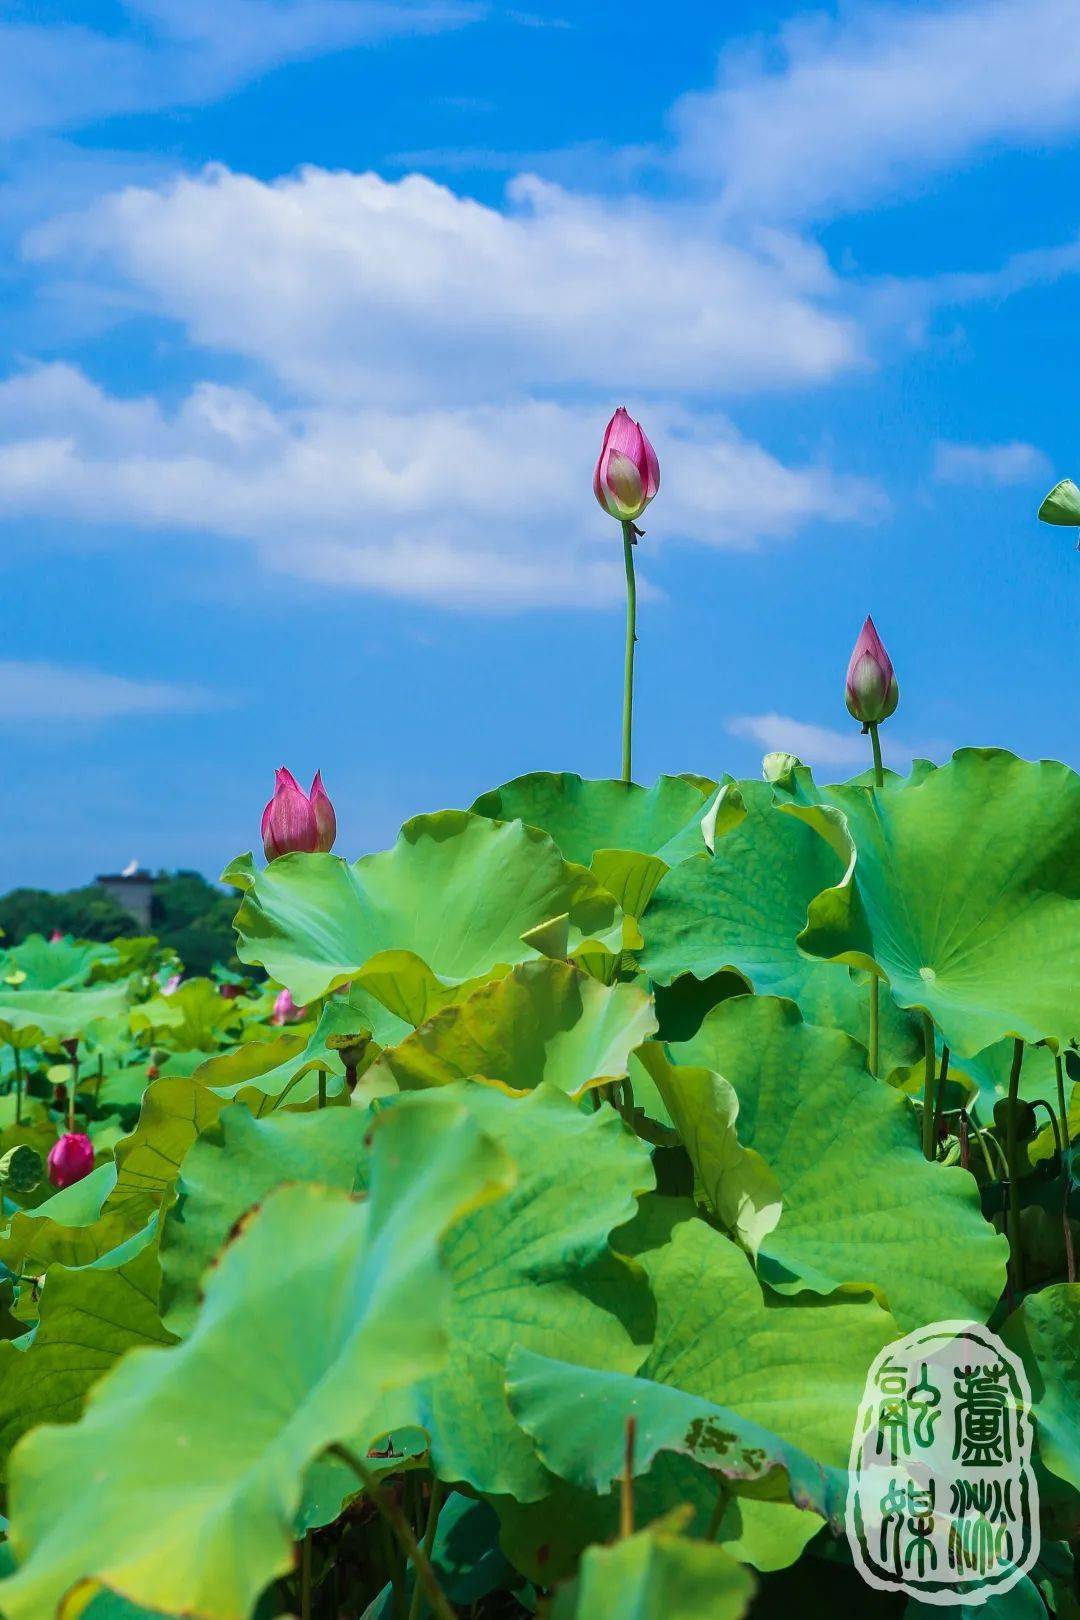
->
[0,1145,44,1194]
[762,751,802,786]
[326,1031,371,1070]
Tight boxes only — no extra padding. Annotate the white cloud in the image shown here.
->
[26,165,861,403]
[727,713,943,769]
[673,0,1080,222]
[0,2,479,140]
[0,660,217,723]
[933,440,1051,486]
[0,364,882,610]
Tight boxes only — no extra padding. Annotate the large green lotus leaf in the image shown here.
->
[906,1576,1048,1619]
[1039,477,1080,524]
[1001,1282,1080,1495]
[103,1076,228,1229]
[674,997,1007,1326]
[639,781,920,1076]
[160,1103,370,1334]
[506,1347,848,1528]
[0,1165,124,1275]
[784,750,1080,1057]
[366,960,656,1100]
[130,980,243,1053]
[0,937,118,992]
[0,986,131,1046]
[224,812,624,1005]
[0,1094,515,1620]
[470,772,717,867]
[384,1082,655,1502]
[0,1224,175,1479]
[191,1023,346,1117]
[550,1529,754,1620]
[631,1048,780,1257]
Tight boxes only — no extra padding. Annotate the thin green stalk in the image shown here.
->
[620,1416,636,1540]
[705,1483,727,1543]
[317,1073,326,1110]
[407,1478,444,1620]
[868,976,880,1075]
[300,1529,312,1620]
[868,721,884,789]
[932,1045,951,1143]
[1054,1053,1075,1283]
[12,1047,22,1126]
[1005,1038,1025,1294]
[921,1014,936,1161]
[326,1445,456,1620]
[67,1058,78,1133]
[620,520,637,784]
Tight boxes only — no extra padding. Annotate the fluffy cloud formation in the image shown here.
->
[933,440,1050,486]
[0,364,881,609]
[674,0,1080,221]
[0,1,478,141]
[26,166,860,404]
[0,658,216,722]
[727,713,943,769]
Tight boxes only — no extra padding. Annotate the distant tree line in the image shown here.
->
[0,871,242,978]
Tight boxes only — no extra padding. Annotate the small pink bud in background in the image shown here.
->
[162,974,182,997]
[261,767,337,861]
[845,616,899,727]
[49,929,64,943]
[271,987,305,1025]
[219,982,242,1001]
[146,1064,159,1080]
[47,1132,94,1190]
[593,408,660,524]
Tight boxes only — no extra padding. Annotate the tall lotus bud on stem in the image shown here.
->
[261,768,337,862]
[47,1132,94,1190]
[593,408,660,785]
[845,616,898,793]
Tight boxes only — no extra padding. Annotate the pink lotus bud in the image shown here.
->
[593,408,660,524]
[49,929,63,943]
[271,987,305,1025]
[309,770,337,853]
[219,982,242,1001]
[162,973,182,996]
[845,616,899,727]
[261,767,337,861]
[47,1132,94,1190]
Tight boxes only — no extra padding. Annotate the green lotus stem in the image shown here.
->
[407,1477,444,1620]
[921,1014,936,1160]
[317,1073,326,1110]
[67,1057,78,1133]
[867,721,884,789]
[620,1415,636,1539]
[94,1054,104,1106]
[705,1482,726,1542]
[1053,1053,1075,1283]
[1004,1038,1025,1294]
[620,520,637,784]
[932,1045,951,1142]
[868,977,879,1075]
[326,1444,456,1620]
[12,1046,23,1126]
[300,1529,312,1620]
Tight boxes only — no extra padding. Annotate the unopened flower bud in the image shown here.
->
[261,767,337,862]
[593,408,660,524]
[845,616,899,727]
[47,1132,94,1190]
[762,751,802,787]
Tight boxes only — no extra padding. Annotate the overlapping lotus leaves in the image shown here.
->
[0,1224,175,1479]
[1001,1282,1080,1495]
[674,996,1007,1326]
[782,749,1080,1057]
[130,979,244,1053]
[0,985,132,1047]
[471,772,717,868]
[385,1082,655,1502]
[631,1048,780,1256]
[160,1103,370,1334]
[224,811,625,1005]
[0,1164,127,1277]
[366,959,656,1099]
[191,1023,343,1116]
[0,936,118,992]
[505,1347,848,1528]
[549,1529,754,1620]
[0,1095,515,1620]
[639,780,921,1076]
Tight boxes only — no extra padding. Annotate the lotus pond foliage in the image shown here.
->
[0,440,1075,1620]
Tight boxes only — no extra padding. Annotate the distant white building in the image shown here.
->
[95,869,156,932]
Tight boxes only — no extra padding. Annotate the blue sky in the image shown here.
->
[1,0,1078,890]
